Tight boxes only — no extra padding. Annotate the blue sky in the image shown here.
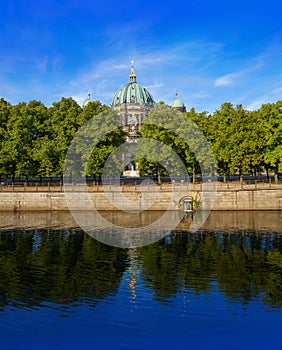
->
[0,0,282,112]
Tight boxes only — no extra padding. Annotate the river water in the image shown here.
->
[0,211,281,349]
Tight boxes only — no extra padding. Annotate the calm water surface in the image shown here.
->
[0,214,281,349]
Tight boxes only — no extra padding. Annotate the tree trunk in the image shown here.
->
[156,165,161,184]
[266,167,269,180]
[274,164,279,184]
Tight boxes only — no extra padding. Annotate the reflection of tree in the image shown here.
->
[1,230,282,310]
[138,232,282,307]
[0,230,127,310]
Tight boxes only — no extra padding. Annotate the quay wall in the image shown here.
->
[0,188,281,211]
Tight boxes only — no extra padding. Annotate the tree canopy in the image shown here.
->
[0,97,281,181]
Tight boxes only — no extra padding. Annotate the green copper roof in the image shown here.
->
[170,95,185,108]
[112,64,154,107]
[82,93,92,107]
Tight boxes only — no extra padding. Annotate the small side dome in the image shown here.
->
[82,92,92,107]
[171,98,184,108]
[170,93,186,113]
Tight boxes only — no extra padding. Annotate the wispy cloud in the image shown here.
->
[214,60,264,87]
[214,41,282,88]
[214,73,238,87]
[247,86,282,110]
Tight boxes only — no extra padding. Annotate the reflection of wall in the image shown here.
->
[0,210,282,232]
[186,210,282,232]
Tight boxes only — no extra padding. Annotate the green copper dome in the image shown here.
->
[170,96,185,108]
[82,92,92,107]
[112,65,154,107]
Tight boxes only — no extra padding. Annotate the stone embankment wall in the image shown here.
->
[0,188,281,211]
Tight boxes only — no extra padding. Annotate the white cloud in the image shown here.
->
[213,47,272,88]
[214,73,237,87]
[247,86,282,110]
[145,82,164,89]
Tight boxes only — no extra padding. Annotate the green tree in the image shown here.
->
[64,108,126,182]
[138,104,215,182]
[259,101,282,182]
[0,100,49,181]
[138,104,188,182]
[209,103,266,178]
[49,97,83,179]
[0,98,12,180]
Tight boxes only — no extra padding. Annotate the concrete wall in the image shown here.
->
[0,188,281,211]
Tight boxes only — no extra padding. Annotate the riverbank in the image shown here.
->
[0,187,281,211]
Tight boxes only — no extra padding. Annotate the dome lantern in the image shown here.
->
[129,60,137,82]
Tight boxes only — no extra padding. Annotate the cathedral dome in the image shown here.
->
[170,93,186,113]
[170,96,185,108]
[111,64,154,107]
[82,92,92,107]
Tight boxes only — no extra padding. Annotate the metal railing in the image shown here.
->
[0,179,281,192]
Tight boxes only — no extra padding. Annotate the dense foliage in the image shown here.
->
[138,101,282,180]
[0,97,124,182]
[0,97,281,181]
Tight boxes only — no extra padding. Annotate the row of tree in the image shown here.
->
[0,97,281,181]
